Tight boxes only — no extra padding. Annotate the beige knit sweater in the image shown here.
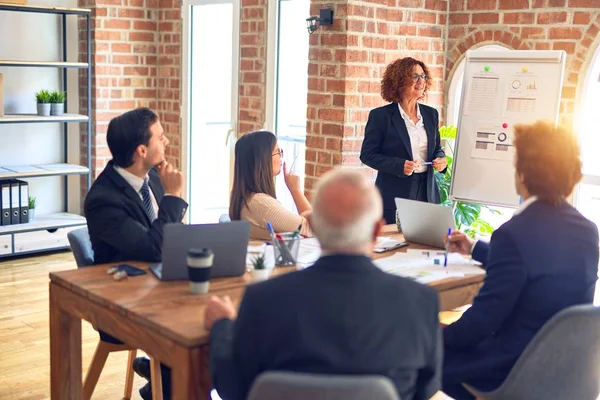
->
[240,193,313,240]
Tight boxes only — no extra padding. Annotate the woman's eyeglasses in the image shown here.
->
[272,148,284,157]
[411,73,428,83]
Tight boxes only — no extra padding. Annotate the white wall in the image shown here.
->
[0,0,81,216]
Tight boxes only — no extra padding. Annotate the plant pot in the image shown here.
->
[251,268,270,282]
[28,208,35,221]
[50,103,64,116]
[36,103,50,116]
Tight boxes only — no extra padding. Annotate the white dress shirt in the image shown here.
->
[398,103,428,173]
[114,166,159,216]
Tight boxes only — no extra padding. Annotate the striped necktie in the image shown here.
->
[140,178,156,222]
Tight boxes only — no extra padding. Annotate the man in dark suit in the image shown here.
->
[84,107,187,265]
[84,107,187,399]
[442,121,599,400]
[204,167,442,400]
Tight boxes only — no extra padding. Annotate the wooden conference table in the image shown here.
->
[49,225,485,399]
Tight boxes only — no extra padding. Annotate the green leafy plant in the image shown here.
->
[435,125,498,238]
[34,90,51,104]
[28,196,36,209]
[252,254,266,270]
[49,90,66,104]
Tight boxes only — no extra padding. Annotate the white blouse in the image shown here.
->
[398,104,428,173]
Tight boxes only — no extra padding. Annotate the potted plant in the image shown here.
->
[35,90,51,116]
[435,125,498,238]
[251,254,270,282]
[28,196,35,221]
[49,90,65,116]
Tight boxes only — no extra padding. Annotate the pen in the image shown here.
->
[290,156,298,172]
[444,228,451,267]
[291,224,302,239]
[419,161,433,165]
[266,222,283,263]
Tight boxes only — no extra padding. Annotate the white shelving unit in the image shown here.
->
[0,3,91,257]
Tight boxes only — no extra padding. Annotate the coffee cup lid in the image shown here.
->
[188,248,213,257]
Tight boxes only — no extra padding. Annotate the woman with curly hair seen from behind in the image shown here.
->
[442,121,599,400]
[360,57,448,224]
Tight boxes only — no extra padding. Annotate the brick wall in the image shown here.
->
[446,0,600,129]
[304,0,449,191]
[239,0,268,134]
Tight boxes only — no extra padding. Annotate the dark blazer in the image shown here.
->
[360,102,446,212]
[443,201,599,392]
[209,255,442,400]
[84,160,188,265]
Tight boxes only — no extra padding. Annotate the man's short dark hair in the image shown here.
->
[107,107,158,168]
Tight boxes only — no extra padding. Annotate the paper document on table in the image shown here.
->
[405,249,485,274]
[374,236,408,253]
[374,253,464,283]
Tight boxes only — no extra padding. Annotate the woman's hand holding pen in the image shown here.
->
[404,160,417,176]
[283,161,301,192]
[432,157,448,172]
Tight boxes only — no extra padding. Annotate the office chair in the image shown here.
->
[67,227,163,400]
[464,304,600,400]
[248,371,400,400]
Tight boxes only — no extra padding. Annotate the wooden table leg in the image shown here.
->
[170,346,209,400]
[50,283,82,400]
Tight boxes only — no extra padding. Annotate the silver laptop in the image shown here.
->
[149,221,249,281]
[395,198,456,248]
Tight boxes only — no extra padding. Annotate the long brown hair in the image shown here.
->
[229,130,278,220]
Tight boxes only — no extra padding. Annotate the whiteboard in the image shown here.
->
[450,50,566,207]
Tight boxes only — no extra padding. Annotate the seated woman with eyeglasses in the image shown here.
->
[229,130,313,240]
[360,57,448,224]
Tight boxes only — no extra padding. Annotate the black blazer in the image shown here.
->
[209,255,442,400]
[360,102,445,211]
[443,201,599,390]
[84,160,188,264]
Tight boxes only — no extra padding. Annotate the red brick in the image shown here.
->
[418,26,442,38]
[104,19,131,29]
[411,11,437,23]
[309,48,333,62]
[425,0,448,11]
[134,89,156,99]
[124,67,149,75]
[548,0,566,5]
[537,12,568,24]
[450,0,465,10]
[498,0,528,8]
[335,50,369,63]
[320,64,338,78]
[449,13,470,24]
[95,30,123,41]
[134,21,158,31]
[467,0,497,10]
[520,27,545,39]
[449,26,467,38]
[348,4,374,18]
[407,39,430,50]
[397,0,424,7]
[553,41,576,53]
[307,93,332,107]
[503,12,535,24]
[347,20,365,32]
[318,151,332,164]
[129,32,155,42]
[318,109,345,122]
[111,43,132,53]
[118,8,145,18]
[320,34,347,47]
[472,12,499,24]
[549,27,583,40]
[112,55,139,64]
[568,0,600,6]
[573,12,591,25]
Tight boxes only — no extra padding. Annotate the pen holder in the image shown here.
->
[273,232,301,266]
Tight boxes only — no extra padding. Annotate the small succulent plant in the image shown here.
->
[252,254,266,270]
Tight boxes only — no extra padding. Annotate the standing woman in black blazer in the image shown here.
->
[360,57,447,224]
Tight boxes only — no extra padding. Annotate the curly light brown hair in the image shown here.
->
[380,57,432,103]
[513,120,582,205]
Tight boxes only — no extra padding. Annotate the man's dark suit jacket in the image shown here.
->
[360,103,446,216]
[209,254,442,400]
[443,200,599,393]
[84,160,188,265]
